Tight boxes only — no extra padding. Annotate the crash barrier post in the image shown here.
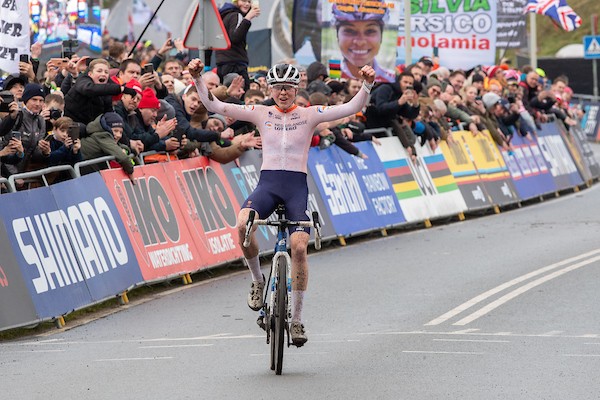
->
[0,120,598,332]
[364,127,394,138]
[0,177,12,193]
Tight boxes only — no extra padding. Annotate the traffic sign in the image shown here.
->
[583,35,600,59]
[183,0,230,50]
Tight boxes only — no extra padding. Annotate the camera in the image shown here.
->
[62,39,79,59]
[0,91,15,112]
[507,95,516,104]
[475,95,482,101]
[49,108,63,120]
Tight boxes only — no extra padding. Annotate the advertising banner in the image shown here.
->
[460,130,518,206]
[308,142,405,236]
[496,0,528,49]
[0,187,93,319]
[168,157,243,266]
[536,123,584,190]
[373,137,467,222]
[579,102,600,141]
[0,218,38,331]
[501,134,556,200]
[101,166,204,281]
[440,133,493,210]
[569,124,600,179]
[50,174,142,301]
[397,0,497,69]
[0,0,30,74]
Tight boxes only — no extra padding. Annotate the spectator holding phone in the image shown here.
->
[39,116,82,167]
[0,84,48,178]
[215,0,261,90]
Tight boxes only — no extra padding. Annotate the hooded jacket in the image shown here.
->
[81,114,134,175]
[365,79,421,129]
[215,3,252,66]
[64,74,122,125]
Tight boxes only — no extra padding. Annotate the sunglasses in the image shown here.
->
[271,84,297,92]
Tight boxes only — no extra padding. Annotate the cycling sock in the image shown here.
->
[291,290,305,323]
[246,256,263,282]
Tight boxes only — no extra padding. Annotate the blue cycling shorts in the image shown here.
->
[241,170,310,234]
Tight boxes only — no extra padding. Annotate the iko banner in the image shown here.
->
[101,166,204,281]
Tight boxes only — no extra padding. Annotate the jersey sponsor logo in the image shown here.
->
[265,121,273,128]
[241,105,255,111]
[290,112,300,120]
[267,111,282,120]
[316,106,332,113]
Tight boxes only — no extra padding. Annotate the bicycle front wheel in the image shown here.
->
[272,256,287,375]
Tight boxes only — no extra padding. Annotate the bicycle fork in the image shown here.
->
[261,250,292,345]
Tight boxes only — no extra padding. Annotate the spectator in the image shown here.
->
[160,73,176,94]
[106,42,128,68]
[81,112,135,180]
[2,75,27,101]
[113,79,145,154]
[366,71,420,132]
[132,88,178,153]
[41,116,82,167]
[202,71,221,91]
[295,89,311,107]
[244,89,265,105]
[0,83,47,179]
[42,93,66,132]
[345,77,362,99]
[64,59,130,125]
[216,0,261,90]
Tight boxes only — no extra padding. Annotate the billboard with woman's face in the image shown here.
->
[294,0,399,83]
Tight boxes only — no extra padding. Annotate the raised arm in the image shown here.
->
[311,65,376,124]
[188,59,261,125]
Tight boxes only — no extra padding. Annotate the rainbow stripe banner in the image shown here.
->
[328,59,341,79]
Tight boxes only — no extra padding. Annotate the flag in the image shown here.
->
[524,0,582,32]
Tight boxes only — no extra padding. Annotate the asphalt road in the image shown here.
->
[2,157,600,399]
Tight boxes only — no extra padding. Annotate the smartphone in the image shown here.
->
[432,46,439,57]
[252,0,259,6]
[49,58,69,67]
[68,124,80,140]
[11,131,21,141]
[19,54,30,63]
[143,64,154,75]
[0,91,14,112]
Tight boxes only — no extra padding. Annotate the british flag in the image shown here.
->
[524,0,582,32]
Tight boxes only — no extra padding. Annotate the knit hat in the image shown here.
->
[157,99,175,120]
[426,78,442,90]
[307,80,332,96]
[223,73,239,87]
[126,79,143,96]
[103,112,124,128]
[327,80,345,94]
[485,65,501,79]
[21,83,45,104]
[138,88,160,109]
[208,113,227,128]
[482,92,502,110]
[418,56,434,67]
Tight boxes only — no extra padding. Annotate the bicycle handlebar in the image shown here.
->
[242,211,322,250]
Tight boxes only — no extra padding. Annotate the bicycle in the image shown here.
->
[243,204,322,375]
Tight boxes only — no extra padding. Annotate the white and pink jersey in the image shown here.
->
[193,77,371,174]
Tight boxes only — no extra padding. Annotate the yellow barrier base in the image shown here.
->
[457,212,466,221]
[338,236,347,246]
[424,219,432,228]
[54,316,65,329]
[182,273,192,285]
[493,205,501,214]
[380,229,388,237]
[119,291,129,305]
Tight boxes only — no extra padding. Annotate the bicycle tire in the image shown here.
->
[273,256,287,375]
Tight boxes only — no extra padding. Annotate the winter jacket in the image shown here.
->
[81,115,134,175]
[164,94,220,143]
[46,136,82,166]
[64,74,121,125]
[366,81,420,129]
[215,3,252,66]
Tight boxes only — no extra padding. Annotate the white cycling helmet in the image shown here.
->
[266,64,301,86]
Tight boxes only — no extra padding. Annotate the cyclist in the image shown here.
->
[188,58,375,346]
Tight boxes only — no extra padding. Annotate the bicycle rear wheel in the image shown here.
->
[271,257,287,375]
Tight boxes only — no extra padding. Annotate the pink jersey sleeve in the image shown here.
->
[192,76,263,125]
[308,85,370,124]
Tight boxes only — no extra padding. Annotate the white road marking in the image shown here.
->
[562,354,600,357]
[139,344,214,349]
[454,255,600,326]
[425,248,600,326]
[94,357,174,362]
[250,352,328,356]
[402,350,484,355]
[433,339,509,343]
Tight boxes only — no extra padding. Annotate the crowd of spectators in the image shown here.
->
[0,28,583,192]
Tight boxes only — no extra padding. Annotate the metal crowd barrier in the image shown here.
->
[364,127,393,138]
[0,177,11,193]
[137,150,177,166]
[74,155,117,178]
[6,165,77,192]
